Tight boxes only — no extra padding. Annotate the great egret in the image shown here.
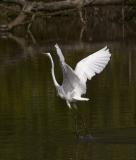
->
[43,44,111,108]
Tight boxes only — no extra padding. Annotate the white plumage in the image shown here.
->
[43,44,111,108]
[75,46,111,84]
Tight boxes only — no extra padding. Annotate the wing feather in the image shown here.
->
[55,44,65,63]
[75,46,111,84]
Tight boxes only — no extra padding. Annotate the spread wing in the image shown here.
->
[75,46,111,85]
[55,44,84,94]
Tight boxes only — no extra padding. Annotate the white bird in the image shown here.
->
[43,44,111,108]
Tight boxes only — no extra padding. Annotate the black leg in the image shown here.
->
[72,103,89,136]
[70,107,80,138]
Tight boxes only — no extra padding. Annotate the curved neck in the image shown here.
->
[48,54,59,87]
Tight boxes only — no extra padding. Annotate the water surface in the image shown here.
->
[0,14,136,160]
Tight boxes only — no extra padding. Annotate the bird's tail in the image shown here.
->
[73,96,89,101]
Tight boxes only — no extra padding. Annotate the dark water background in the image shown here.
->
[0,10,136,160]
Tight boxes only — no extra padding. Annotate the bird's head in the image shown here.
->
[42,52,51,57]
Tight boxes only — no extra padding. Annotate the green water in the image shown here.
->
[0,16,136,160]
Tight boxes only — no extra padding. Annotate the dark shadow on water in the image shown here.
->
[78,128,136,144]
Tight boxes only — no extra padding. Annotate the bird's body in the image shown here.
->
[44,44,111,108]
[55,64,88,108]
